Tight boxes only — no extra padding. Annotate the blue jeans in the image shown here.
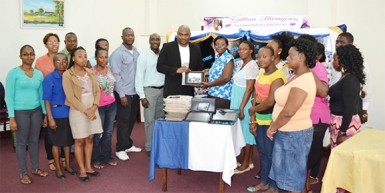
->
[15,107,42,174]
[92,102,117,164]
[269,127,313,192]
[256,125,277,189]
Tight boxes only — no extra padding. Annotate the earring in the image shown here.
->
[341,67,345,73]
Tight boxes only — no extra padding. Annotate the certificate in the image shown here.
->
[184,71,204,85]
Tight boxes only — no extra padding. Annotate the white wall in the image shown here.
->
[1,0,384,129]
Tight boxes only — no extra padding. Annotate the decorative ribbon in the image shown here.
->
[239,29,251,41]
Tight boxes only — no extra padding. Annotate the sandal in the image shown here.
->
[93,163,104,169]
[246,183,269,192]
[64,168,78,176]
[108,160,118,166]
[31,169,48,177]
[48,160,56,171]
[20,174,31,185]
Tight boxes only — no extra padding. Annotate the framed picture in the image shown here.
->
[185,71,204,85]
[20,0,65,29]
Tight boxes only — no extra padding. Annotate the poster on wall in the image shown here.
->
[203,15,310,31]
[20,0,65,28]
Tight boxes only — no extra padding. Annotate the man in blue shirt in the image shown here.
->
[110,27,141,161]
[135,33,165,156]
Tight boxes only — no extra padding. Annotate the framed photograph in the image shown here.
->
[185,71,204,85]
[20,0,65,29]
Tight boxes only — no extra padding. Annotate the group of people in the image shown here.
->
[6,23,367,193]
[202,32,367,193]
[5,28,166,184]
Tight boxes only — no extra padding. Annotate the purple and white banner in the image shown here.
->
[203,15,310,31]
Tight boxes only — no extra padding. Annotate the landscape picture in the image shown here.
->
[21,0,65,28]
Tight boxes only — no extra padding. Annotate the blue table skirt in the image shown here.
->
[149,120,189,181]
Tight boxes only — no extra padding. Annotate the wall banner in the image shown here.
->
[203,15,310,31]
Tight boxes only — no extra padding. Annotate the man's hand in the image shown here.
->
[120,96,128,107]
[141,98,149,108]
[176,66,191,74]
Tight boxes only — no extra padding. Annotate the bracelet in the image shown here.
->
[338,131,346,137]
[249,120,258,125]
[268,128,277,134]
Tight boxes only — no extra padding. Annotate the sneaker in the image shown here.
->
[125,146,142,153]
[115,151,129,161]
[309,176,319,185]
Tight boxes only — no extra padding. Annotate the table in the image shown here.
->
[149,120,245,192]
[321,129,385,193]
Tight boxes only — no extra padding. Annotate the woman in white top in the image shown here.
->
[230,41,259,174]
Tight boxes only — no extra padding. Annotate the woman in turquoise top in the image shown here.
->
[202,36,234,108]
[230,41,259,174]
[6,45,48,184]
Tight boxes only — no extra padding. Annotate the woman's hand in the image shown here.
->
[239,109,245,120]
[201,82,210,89]
[9,118,17,131]
[48,117,57,130]
[250,123,257,136]
[337,135,349,145]
[42,116,48,128]
[266,127,276,141]
[84,108,96,120]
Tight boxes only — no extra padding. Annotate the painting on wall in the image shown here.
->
[20,0,65,28]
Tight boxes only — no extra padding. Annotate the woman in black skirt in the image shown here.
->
[43,53,77,179]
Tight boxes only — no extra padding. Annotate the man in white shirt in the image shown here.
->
[135,33,165,156]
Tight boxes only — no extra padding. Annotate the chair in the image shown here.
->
[0,108,9,132]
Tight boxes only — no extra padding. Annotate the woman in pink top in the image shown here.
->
[267,38,317,193]
[35,33,60,77]
[91,48,117,169]
[306,42,331,191]
[35,33,64,171]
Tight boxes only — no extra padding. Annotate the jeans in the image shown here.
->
[256,125,277,189]
[269,127,313,192]
[114,93,139,152]
[15,107,42,174]
[92,102,117,164]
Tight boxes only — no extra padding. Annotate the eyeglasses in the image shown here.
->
[54,61,67,65]
[46,41,59,45]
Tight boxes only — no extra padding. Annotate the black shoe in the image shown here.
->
[79,176,89,182]
[56,173,66,180]
[64,168,78,176]
[86,171,99,177]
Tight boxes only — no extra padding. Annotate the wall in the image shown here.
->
[1,0,384,129]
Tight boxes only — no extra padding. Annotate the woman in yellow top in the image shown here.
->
[247,46,287,193]
[62,47,103,182]
[267,38,317,193]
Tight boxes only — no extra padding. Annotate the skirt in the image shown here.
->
[330,114,361,149]
[269,127,313,192]
[69,94,103,139]
[47,118,74,146]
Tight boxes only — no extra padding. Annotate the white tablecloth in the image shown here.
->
[188,120,245,185]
